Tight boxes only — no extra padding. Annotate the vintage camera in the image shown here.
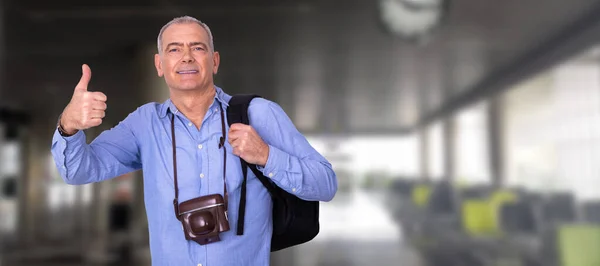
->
[175,193,230,245]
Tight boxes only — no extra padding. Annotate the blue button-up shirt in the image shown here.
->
[50,86,337,266]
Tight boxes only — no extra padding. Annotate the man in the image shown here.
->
[51,16,338,266]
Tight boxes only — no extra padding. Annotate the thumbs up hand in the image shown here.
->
[59,64,108,135]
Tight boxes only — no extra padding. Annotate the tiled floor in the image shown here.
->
[291,189,423,266]
[1,189,424,266]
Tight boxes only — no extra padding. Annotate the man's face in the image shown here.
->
[155,23,220,92]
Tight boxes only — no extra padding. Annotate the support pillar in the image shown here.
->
[487,97,505,188]
[419,127,430,181]
[443,118,456,182]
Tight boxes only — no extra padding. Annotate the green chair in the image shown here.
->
[557,225,600,266]
[461,190,517,237]
[411,184,432,208]
[488,190,518,235]
[462,200,494,236]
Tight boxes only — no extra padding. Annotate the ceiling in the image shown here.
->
[2,0,600,134]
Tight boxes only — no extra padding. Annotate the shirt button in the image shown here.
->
[198,144,203,150]
[188,122,193,127]
[292,188,296,192]
[268,173,274,177]
[200,173,205,178]
[198,264,202,266]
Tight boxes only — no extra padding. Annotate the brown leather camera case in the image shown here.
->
[178,194,230,245]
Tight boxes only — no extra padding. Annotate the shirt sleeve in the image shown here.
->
[50,109,142,185]
[250,99,338,202]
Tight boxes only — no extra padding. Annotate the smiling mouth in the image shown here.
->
[176,70,199,74]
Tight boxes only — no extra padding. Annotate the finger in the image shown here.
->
[75,64,92,92]
[88,118,103,127]
[90,110,105,119]
[228,130,242,144]
[231,138,243,148]
[228,124,250,141]
[229,123,249,131]
[228,131,250,144]
[92,92,107,102]
[231,139,244,156]
[92,101,107,111]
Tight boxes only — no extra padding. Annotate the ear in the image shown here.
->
[154,54,164,77]
[212,51,220,75]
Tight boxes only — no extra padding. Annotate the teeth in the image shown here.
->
[177,70,198,74]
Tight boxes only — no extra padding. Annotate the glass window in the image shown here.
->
[454,101,491,185]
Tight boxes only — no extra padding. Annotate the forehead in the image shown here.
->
[161,23,209,43]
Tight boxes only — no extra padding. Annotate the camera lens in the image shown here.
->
[189,211,216,234]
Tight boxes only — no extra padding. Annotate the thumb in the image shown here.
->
[75,64,92,92]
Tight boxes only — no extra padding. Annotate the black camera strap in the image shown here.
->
[171,101,228,220]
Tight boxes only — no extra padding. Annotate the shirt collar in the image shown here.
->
[158,85,230,118]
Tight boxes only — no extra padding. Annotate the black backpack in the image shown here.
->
[226,94,320,252]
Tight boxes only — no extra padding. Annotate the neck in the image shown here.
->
[170,85,216,123]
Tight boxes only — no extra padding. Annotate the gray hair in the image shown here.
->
[157,16,215,54]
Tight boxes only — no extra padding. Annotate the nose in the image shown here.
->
[181,49,195,63]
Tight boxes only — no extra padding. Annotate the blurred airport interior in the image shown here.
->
[4,0,600,265]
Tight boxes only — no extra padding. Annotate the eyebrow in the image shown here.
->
[165,42,208,51]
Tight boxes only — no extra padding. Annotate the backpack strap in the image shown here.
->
[226,94,264,235]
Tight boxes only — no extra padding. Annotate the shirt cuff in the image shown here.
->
[62,129,85,143]
[258,144,286,180]
[51,128,83,179]
[53,127,85,143]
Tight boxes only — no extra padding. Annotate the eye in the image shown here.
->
[168,48,179,53]
[193,47,205,51]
